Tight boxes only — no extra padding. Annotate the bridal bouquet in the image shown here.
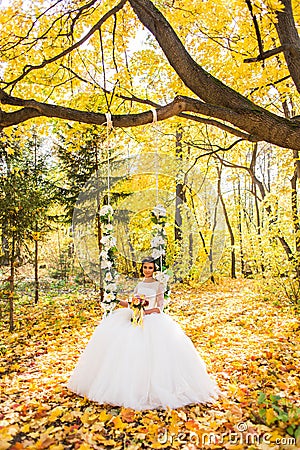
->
[129,295,149,327]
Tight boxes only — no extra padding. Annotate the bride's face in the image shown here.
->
[143,262,155,278]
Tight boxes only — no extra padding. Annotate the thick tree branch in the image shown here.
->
[275,0,300,94]
[0,88,262,142]
[178,113,254,139]
[128,0,300,150]
[1,0,300,152]
[129,0,250,110]
[0,91,224,128]
[116,93,255,140]
[0,87,300,149]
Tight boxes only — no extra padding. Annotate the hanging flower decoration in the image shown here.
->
[151,204,167,265]
[154,269,172,306]
[99,205,119,316]
[150,205,172,306]
[152,204,167,219]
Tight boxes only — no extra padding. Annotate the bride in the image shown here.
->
[67,257,219,410]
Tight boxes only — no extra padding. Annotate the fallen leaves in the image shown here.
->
[0,279,299,449]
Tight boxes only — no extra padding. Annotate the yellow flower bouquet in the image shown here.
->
[129,294,149,327]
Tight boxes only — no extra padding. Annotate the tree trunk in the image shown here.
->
[34,236,39,304]
[217,165,236,278]
[217,149,294,261]
[188,185,215,282]
[291,149,300,278]
[251,144,265,274]
[275,0,300,94]
[1,226,9,266]
[9,233,15,332]
[208,196,219,283]
[174,126,185,244]
[236,178,246,276]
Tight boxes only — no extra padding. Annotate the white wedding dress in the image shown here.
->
[67,280,219,410]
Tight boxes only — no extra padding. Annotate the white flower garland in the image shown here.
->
[99,205,119,315]
[99,203,172,314]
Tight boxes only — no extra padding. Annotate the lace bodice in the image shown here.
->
[134,280,164,311]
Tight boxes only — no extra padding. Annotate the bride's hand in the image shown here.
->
[144,308,160,315]
[119,300,129,307]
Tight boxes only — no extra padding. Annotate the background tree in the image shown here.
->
[54,124,108,220]
[0,130,55,330]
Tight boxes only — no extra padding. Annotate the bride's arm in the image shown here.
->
[119,285,138,308]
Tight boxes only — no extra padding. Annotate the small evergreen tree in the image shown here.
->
[0,130,55,330]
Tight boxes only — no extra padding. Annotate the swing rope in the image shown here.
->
[151,109,164,272]
[151,108,159,207]
[105,112,113,207]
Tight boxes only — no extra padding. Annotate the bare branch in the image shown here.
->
[178,113,254,140]
[98,27,109,111]
[0,0,64,52]
[215,150,268,200]
[191,139,245,164]
[60,64,96,87]
[248,75,291,96]
[69,0,99,36]
[244,45,288,63]
[3,0,127,89]
[245,0,264,63]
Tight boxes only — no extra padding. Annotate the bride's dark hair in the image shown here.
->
[140,257,157,276]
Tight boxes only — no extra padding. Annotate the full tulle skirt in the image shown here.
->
[67,308,219,410]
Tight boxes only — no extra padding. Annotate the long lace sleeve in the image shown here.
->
[128,285,138,308]
[156,282,165,312]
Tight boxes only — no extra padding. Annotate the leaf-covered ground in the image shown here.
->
[0,279,299,450]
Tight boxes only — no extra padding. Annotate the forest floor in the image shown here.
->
[0,278,299,450]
